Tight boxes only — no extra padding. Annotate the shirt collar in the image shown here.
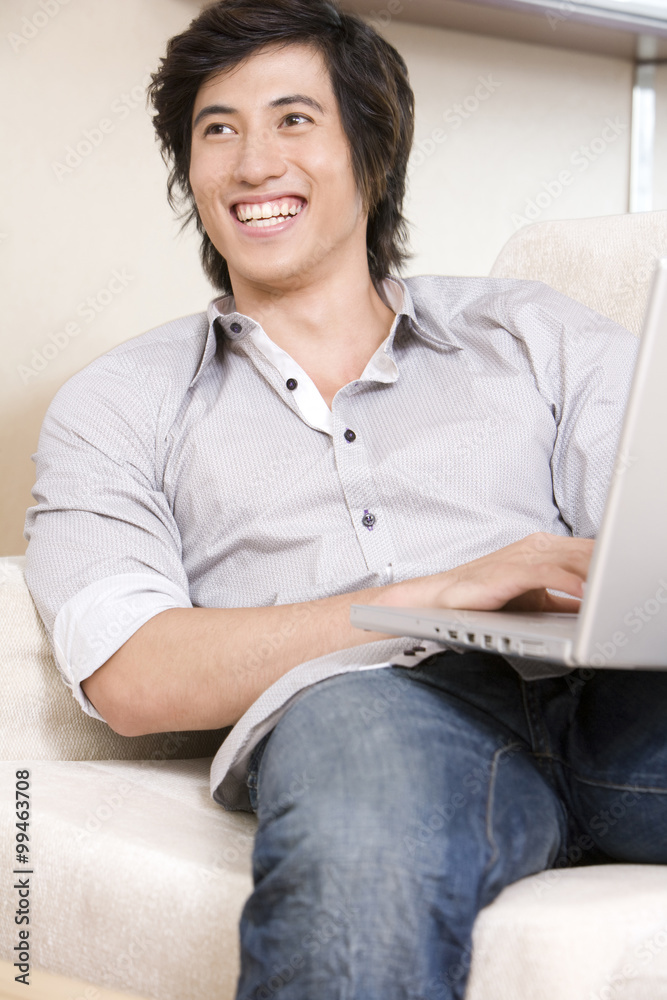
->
[190,275,461,389]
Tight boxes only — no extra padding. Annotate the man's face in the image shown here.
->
[189,41,367,294]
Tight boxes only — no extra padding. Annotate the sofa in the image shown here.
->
[2,209,667,1000]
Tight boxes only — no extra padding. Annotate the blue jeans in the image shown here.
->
[235,650,667,1000]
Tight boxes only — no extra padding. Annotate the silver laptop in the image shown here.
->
[351,257,667,670]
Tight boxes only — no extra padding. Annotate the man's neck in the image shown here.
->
[229,265,397,387]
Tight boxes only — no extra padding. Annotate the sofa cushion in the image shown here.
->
[467,863,667,999]
[2,759,667,1000]
[0,557,230,760]
[0,759,256,1000]
[490,209,667,338]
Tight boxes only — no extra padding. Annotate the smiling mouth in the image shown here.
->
[233,196,307,228]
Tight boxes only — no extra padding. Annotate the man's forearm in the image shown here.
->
[81,584,398,737]
[82,532,592,737]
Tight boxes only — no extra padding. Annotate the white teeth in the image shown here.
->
[245,215,293,228]
[235,200,304,222]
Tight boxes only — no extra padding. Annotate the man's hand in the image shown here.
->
[368,532,593,614]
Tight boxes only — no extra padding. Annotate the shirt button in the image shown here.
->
[362,511,376,529]
[344,429,356,442]
[230,322,242,333]
[286,378,298,390]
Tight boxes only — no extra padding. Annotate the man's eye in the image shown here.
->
[203,123,233,136]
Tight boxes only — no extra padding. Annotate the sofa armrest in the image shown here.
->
[0,556,231,761]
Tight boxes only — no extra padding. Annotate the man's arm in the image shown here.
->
[83,532,592,737]
[81,583,396,736]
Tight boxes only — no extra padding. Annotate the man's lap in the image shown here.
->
[244,654,567,933]
[245,651,667,866]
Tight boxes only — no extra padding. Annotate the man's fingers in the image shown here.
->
[518,564,585,600]
[503,590,583,613]
[516,533,594,575]
[542,593,583,613]
[378,533,595,613]
[442,563,586,610]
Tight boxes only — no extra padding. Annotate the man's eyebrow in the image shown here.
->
[193,94,325,128]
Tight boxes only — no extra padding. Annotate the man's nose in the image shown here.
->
[232,129,287,186]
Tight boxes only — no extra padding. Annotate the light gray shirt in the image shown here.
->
[23,274,638,811]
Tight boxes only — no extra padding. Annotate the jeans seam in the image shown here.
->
[529,750,667,794]
[246,731,273,811]
[520,680,552,756]
[569,773,667,794]
[483,741,524,877]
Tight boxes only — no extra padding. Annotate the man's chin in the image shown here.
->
[228,260,322,297]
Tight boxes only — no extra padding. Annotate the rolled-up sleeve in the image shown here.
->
[23,352,192,722]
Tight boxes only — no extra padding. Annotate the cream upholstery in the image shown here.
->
[0,759,255,1000]
[0,557,231,761]
[490,209,667,337]
[2,210,667,1000]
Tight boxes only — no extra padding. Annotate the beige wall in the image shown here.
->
[2,0,212,557]
[389,20,633,276]
[0,0,649,555]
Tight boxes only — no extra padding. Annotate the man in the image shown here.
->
[23,1,667,998]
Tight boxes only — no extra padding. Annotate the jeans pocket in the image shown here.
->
[246,730,273,813]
